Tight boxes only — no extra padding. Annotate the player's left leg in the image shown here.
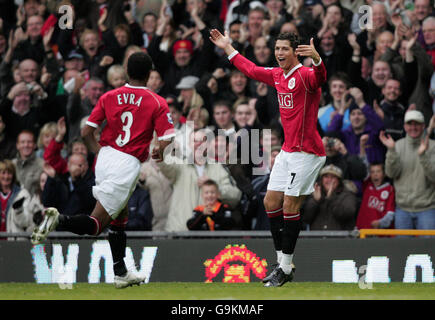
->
[107,206,144,288]
[280,195,305,273]
[108,206,129,277]
[31,202,112,245]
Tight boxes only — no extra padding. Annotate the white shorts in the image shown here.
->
[267,151,326,196]
[93,146,141,218]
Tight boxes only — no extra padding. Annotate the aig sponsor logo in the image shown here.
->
[278,93,294,109]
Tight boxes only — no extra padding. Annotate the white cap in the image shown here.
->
[404,110,425,124]
[176,76,199,90]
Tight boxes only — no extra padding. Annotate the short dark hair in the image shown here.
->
[229,20,242,29]
[143,11,157,21]
[328,72,351,89]
[17,130,35,143]
[276,32,300,51]
[369,162,385,171]
[127,52,153,81]
[202,179,219,191]
[212,100,232,112]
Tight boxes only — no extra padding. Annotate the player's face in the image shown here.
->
[369,164,385,187]
[404,120,425,139]
[202,185,219,206]
[16,132,35,159]
[275,40,297,73]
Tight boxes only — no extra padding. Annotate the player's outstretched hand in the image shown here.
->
[209,29,230,50]
[295,38,321,64]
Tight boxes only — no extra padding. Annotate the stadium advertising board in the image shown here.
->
[0,238,433,284]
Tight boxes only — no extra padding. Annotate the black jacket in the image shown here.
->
[126,186,153,231]
[187,201,235,230]
[42,168,96,216]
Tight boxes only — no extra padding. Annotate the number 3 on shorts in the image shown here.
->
[116,111,133,147]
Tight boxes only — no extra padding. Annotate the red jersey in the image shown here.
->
[356,180,395,229]
[87,84,175,162]
[229,52,326,156]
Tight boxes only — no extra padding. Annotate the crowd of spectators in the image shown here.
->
[0,0,434,235]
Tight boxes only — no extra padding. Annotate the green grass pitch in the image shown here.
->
[0,283,434,300]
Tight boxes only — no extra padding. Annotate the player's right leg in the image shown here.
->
[263,190,284,283]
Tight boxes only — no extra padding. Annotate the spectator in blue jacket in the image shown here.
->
[327,87,386,164]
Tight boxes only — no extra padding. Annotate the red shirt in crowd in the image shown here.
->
[356,179,395,229]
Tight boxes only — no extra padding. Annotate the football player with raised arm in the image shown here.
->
[31,52,175,288]
[209,29,327,287]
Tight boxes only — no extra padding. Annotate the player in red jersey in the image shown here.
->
[210,29,327,286]
[31,52,175,288]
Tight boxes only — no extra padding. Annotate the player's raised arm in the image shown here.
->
[295,38,327,90]
[209,29,275,87]
[209,29,236,56]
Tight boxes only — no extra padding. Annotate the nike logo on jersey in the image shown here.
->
[275,82,280,84]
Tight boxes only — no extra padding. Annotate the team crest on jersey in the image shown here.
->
[380,190,389,200]
[167,112,173,124]
[288,77,296,90]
